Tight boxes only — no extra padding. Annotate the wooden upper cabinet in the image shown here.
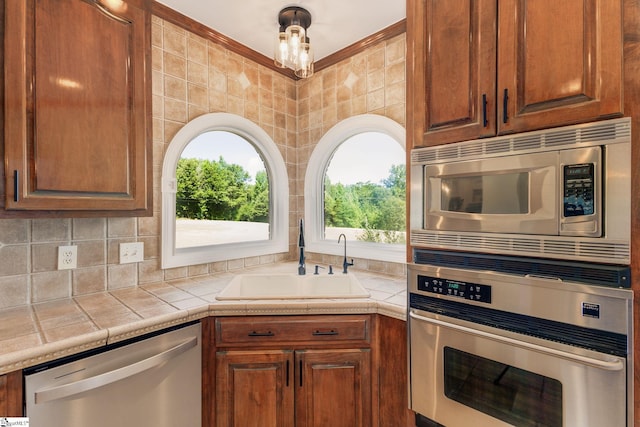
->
[2,0,151,216]
[408,0,623,147]
[416,0,497,145]
[497,0,623,134]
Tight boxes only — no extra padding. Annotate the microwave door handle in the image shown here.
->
[409,311,624,371]
[33,336,198,404]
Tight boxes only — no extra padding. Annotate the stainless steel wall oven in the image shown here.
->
[408,250,633,427]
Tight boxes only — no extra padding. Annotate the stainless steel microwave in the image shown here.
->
[410,118,631,264]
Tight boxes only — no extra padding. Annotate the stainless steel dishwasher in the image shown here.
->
[24,322,201,427]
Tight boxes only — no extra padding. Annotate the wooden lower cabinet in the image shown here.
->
[212,315,373,427]
[216,348,371,427]
[0,370,23,416]
[295,349,371,427]
[204,314,416,426]
[216,350,294,427]
[375,315,415,427]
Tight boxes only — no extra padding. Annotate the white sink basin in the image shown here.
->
[216,273,370,300]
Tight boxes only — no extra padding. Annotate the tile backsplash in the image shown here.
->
[0,17,406,310]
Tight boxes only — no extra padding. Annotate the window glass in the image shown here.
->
[175,131,269,248]
[324,132,406,244]
[441,173,528,214]
[304,114,406,263]
[161,113,288,269]
[444,347,562,426]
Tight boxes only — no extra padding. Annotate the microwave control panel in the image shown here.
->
[417,275,491,303]
[563,163,595,217]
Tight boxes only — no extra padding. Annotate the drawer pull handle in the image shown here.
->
[248,331,274,337]
[312,329,338,336]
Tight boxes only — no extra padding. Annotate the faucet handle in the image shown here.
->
[328,265,334,275]
[314,265,325,275]
[342,258,354,274]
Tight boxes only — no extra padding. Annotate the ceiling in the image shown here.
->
[154,0,406,61]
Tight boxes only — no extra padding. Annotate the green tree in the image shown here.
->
[236,170,269,222]
[196,157,250,219]
[324,178,360,228]
[176,157,252,220]
[324,163,406,244]
[383,164,406,197]
[176,158,202,218]
[378,163,406,232]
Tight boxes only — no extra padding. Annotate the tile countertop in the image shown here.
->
[0,262,407,376]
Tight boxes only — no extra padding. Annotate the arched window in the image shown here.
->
[161,113,289,269]
[304,114,406,263]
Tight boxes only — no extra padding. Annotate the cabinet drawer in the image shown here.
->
[215,315,371,347]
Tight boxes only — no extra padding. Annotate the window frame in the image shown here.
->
[304,114,406,263]
[161,113,289,269]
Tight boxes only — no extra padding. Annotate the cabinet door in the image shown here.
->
[0,371,23,416]
[216,350,295,427]
[497,0,623,134]
[3,0,151,214]
[408,0,497,147]
[295,349,371,427]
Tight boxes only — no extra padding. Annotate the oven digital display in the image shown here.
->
[417,275,491,303]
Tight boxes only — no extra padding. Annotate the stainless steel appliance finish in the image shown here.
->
[25,322,202,427]
[410,117,631,264]
[408,261,633,427]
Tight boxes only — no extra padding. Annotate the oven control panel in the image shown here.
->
[563,163,596,217]
[417,275,491,303]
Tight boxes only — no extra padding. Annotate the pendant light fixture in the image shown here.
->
[274,6,314,78]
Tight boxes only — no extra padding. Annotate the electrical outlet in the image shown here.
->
[120,242,144,264]
[57,245,78,270]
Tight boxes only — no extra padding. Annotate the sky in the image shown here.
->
[180,131,405,185]
[325,132,405,185]
[180,131,266,179]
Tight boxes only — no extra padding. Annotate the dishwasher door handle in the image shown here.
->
[34,336,198,404]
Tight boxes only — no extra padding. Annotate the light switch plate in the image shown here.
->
[120,242,144,264]
[58,245,78,270]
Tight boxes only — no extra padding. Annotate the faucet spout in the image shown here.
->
[338,233,354,274]
[298,219,306,275]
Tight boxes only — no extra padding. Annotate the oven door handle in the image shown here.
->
[409,311,625,371]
